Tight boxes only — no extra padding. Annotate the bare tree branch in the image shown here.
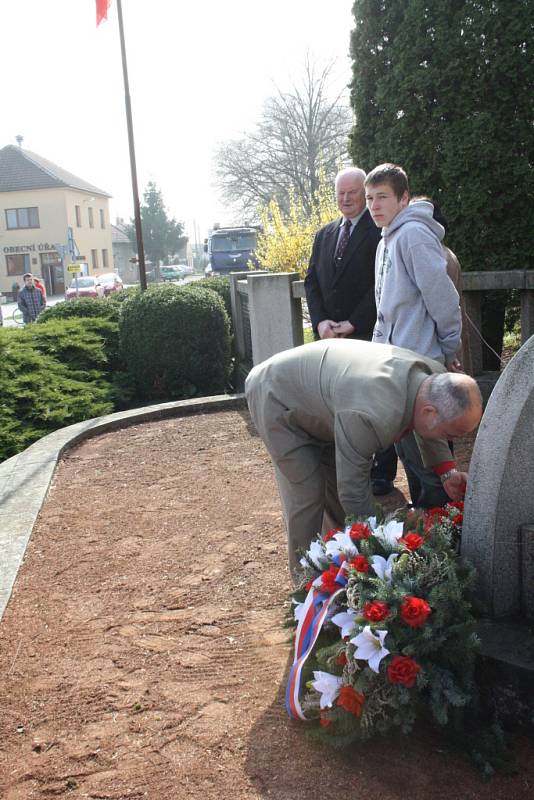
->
[214,58,351,217]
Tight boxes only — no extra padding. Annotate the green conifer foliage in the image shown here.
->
[349,0,534,273]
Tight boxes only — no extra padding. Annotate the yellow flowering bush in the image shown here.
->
[253,175,339,278]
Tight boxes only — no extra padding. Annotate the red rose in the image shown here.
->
[324,527,342,542]
[362,600,390,622]
[337,686,365,716]
[349,554,369,573]
[451,511,463,525]
[349,522,372,541]
[335,650,348,666]
[320,565,341,594]
[400,596,432,627]
[387,655,421,688]
[399,532,425,551]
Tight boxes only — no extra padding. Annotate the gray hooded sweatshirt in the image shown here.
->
[372,201,461,364]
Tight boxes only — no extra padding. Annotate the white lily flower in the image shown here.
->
[293,600,305,623]
[371,553,398,581]
[311,671,343,708]
[304,540,328,569]
[325,531,358,560]
[373,519,404,547]
[331,609,357,639]
[350,626,390,673]
[366,516,378,532]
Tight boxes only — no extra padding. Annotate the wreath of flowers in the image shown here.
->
[287,502,479,745]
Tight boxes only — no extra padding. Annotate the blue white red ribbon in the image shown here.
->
[286,563,348,721]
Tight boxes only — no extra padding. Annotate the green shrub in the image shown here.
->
[0,326,116,462]
[119,283,231,401]
[37,297,119,324]
[28,317,121,374]
[107,285,142,307]
[192,277,232,319]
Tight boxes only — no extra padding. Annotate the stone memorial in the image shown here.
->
[463,335,534,619]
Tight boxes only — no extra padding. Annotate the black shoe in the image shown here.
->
[372,479,395,496]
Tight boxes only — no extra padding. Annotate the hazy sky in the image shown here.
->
[1,0,354,244]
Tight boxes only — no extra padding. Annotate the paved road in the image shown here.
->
[0,277,202,327]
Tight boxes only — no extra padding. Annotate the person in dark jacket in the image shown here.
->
[304,167,397,495]
[17,273,44,324]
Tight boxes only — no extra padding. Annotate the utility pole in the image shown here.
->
[116,0,147,290]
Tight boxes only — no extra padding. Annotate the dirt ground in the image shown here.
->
[1,409,533,799]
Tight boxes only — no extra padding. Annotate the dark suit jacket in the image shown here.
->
[304,209,381,340]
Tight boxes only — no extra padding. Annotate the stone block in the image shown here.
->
[463,336,534,617]
[521,525,534,620]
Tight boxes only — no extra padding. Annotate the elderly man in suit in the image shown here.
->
[245,339,482,576]
[305,166,397,495]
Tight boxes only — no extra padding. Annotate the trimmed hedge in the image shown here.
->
[0,322,117,462]
[192,276,232,319]
[119,283,231,401]
[37,297,119,324]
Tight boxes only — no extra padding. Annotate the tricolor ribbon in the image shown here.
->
[286,565,348,721]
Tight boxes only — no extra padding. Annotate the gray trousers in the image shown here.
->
[273,443,346,577]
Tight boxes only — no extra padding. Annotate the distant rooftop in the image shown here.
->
[0,144,111,197]
[111,223,132,244]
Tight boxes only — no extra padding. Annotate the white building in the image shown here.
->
[0,144,113,298]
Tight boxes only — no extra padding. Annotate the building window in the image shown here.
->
[91,249,99,270]
[5,207,40,229]
[99,209,105,229]
[75,205,82,227]
[6,253,31,275]
[102,249,109,269]
[88,207,94,228]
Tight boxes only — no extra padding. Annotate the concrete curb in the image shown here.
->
[0,393,247,621]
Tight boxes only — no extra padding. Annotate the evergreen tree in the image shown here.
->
[127,182,187,268]
[349,0,534,277]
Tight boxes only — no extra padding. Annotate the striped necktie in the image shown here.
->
[335,219,352,265]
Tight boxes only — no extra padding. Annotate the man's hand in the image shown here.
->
[332,320,356,337]
[317,320,339,339]
[442,470,468,500]
[446,357,463,373]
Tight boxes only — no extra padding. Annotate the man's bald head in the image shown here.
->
[413,373,482,440]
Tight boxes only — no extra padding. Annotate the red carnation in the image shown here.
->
[324,527,342,542]
[387,655,421,688]
[349,554,369,573]
[362,600,390,622]
[399,532,425,551]
[448,502,464,525]
[320,565,340,594]
[424,506,448,531]
[337,685,365,716]
[335,650,348,666]
[349,522,372,541]
[400,596,432,627]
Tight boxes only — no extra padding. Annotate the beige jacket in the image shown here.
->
[245,339,452,519]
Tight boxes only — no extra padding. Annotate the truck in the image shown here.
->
[204,224,261,277]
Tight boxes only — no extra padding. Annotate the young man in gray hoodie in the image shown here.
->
[364,163,463,508]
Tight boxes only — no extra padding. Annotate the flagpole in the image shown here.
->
[115,0,147,290]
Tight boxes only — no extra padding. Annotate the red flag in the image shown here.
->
[96,0,111,26]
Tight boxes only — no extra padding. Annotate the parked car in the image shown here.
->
[96,272,124,296]
[65,276,105,300]
[160,265,186,281]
